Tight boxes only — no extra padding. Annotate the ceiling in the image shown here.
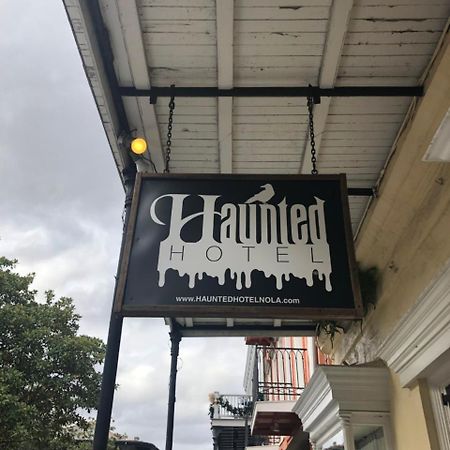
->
[63,0,450,334]
[64,0,450,232]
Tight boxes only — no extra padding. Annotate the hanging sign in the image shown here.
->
[115,174,362,319]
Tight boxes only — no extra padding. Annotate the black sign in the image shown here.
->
[115,174,362,319]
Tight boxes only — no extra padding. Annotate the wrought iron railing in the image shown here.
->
[210,394,253,419]
[255,345,307,401]
[210,346,307,423]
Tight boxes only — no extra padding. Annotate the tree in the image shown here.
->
[0,256,106,449]
[66,418,128,450]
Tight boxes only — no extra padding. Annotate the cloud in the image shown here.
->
[112,327,247,448]
[0,2,248,449]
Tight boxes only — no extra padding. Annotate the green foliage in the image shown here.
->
[315,265,380,346]
[209,396,253,419]
[315,321,344,348]
[0,257,106,450]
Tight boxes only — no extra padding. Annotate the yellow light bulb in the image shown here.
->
[130,137,148,155]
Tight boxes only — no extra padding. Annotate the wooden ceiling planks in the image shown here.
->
[65,0,450,230]
[139,0,220,173]
[232,95,308,175]
[155,96,219,174]
[338,1,450,86]
[319,93,411,211]
[63,0,449,338]
[139,0,217,87]
[216,0,234,173]
[233,0,331,88]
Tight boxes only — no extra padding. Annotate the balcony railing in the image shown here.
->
[210,394,253,420]
[255,345,307,401]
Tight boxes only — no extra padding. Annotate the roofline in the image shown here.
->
[63,0,135,183]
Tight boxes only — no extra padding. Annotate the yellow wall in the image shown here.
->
[327,28,450,450]
[390,374,432,450]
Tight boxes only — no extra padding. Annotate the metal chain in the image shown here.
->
[164,89,176,173]
[307,96,318,175]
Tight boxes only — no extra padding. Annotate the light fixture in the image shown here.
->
[130,137,148,155]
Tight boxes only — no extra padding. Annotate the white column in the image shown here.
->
[339,413,355,450]
[307,337,318,376]
[213,391,221,418]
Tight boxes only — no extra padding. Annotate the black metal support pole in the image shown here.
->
[93,313,123,450]
[165,320,182,450]
[93,166,136,450]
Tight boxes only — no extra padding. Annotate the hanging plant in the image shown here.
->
[315,264,380,354]
[315,321,344,350]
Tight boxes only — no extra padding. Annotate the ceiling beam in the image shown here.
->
[216,0,234,174]
[119,85,422,98]
[300,0,355,174]
[112,0,164,172]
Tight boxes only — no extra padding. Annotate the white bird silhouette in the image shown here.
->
[245,183,275,203]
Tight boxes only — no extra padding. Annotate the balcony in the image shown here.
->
[210,393,253,423]
[247,346,306,439]
[255,345,307,401]
[210,393,265,450]
[211,345,310,449]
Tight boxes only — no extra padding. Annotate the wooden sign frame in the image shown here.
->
[114,173,363,320]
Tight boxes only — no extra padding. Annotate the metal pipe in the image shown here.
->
[165,320,182,450]
[93,166,136,450]
[119,85,423,99]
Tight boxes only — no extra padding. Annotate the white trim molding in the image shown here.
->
[378,260,450,388]
[423,106,450,162]
[429,386,450,450]
[293,365,392,449]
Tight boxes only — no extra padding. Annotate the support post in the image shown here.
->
[93,165,136,450]
[165,320,182,450]
[252,346,259,402]
[339,413,355,450]
[244,415,249,449]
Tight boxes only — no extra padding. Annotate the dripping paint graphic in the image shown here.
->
[149,184,333,292]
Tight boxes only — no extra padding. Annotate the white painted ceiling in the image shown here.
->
[64,0,449,331]
[65,0,450,232]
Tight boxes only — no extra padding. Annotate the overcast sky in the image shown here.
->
[0,2,247,449]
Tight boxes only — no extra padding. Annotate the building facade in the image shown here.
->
[63,1,450,449]
[312,32,450,450]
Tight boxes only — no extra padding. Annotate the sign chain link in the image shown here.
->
[307,96,318,175]
[164,86,176,174]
